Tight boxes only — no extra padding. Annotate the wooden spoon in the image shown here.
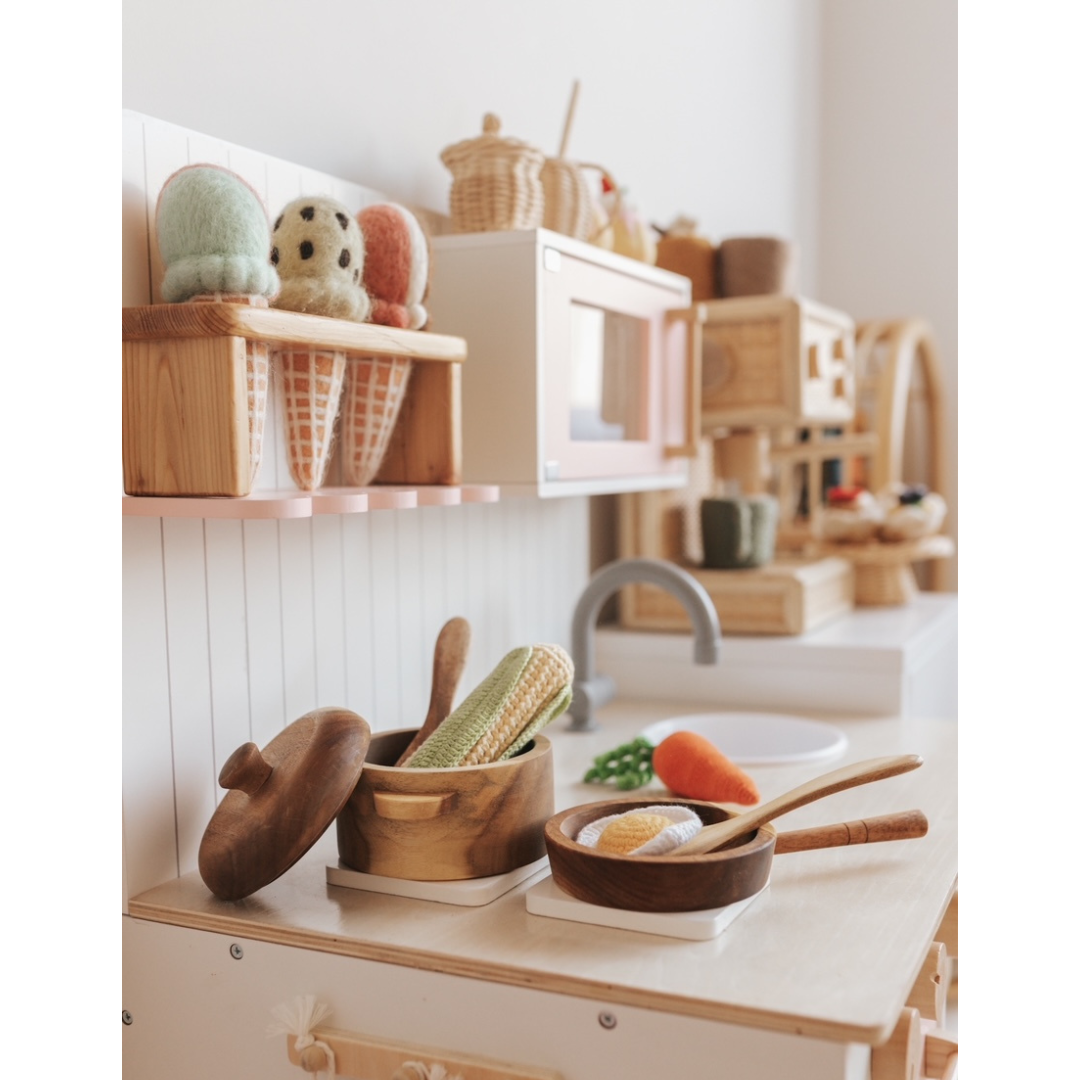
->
[671,754,923,856]
[395,617,471,766]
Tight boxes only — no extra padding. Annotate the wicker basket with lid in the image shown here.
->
[440,113,545,234]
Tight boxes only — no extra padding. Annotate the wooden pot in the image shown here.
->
[336,728,554,880]
[544,797,776,912]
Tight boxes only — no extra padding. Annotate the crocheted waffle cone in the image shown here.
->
[404,644,574,768]
[189,293,270,484]
[275,347,347,491]
[341,355,413,486]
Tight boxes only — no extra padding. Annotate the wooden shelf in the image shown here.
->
[121,484,500,520]
[123,304,468,499]
[122,303,467,362]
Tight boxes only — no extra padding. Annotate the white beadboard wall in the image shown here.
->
[122,112,592,902]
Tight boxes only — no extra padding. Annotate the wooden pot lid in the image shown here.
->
[198,707,371,901]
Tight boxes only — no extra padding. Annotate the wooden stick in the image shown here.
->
[672,754,923,856]
[557,79,581,159]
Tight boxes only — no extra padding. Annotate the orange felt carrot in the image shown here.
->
[651,730,760,805]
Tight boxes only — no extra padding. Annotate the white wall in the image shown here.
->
[122,0,822,285]
[123,1,958,590]
[120,0,959,893]
[818,0,958,588]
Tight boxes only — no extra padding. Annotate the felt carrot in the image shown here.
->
[582,732,759,805]
[651,730,759,805]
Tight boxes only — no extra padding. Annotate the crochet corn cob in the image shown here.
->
[404,644,573,768]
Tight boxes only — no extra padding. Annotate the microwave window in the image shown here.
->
[568,303,648,442]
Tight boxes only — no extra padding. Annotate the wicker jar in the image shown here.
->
[440,113,545,234]
[540,158,593,240]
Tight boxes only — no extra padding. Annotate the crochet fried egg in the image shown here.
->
[271,196,371,322]
[577,805,703,856]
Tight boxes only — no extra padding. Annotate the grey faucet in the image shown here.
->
[567,557,721,731]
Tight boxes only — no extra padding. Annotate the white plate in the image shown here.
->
[639,712,848,766]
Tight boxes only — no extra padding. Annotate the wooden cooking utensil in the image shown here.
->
[771,809,928,853]
[544,797,929,913]
[395,617,471,765]
[671,754,923,856]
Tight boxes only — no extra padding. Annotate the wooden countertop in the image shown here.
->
[127,702,957,1045]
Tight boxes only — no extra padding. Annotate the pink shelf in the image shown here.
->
[122,485,500,520]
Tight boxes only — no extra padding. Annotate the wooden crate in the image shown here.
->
[618,487,854,635]
[122,303,465,497]
[619,557,854,636]
[690,295,856,430]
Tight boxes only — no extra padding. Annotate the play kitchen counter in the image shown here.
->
[125,704,956,1080]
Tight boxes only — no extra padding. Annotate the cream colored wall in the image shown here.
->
[121,0,822,287]
[123,2,958,593]
[817,0,958,589]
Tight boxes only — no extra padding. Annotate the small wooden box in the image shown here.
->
[618,487,854,635]
[696,295,856,430]
[619,558,854,636]
[122,303,465,497]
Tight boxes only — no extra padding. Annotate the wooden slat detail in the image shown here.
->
[123,303,466,362]
[376,359,462,485]
[123,336,250,497]
[904,942,947,1025]
[286,1027,563,1080]
[870,1006,923,1080]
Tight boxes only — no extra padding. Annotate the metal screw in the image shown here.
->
[230,943,244,959]
[122,1011,133,1026]
[598,1011,617,1030]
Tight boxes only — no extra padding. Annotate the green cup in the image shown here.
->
[700,495,778,569]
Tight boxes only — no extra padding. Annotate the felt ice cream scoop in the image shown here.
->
[270,195,371,490]
[576,805,703,856]
[336,202,429,485]
[155,164,279,483]
[271,196,370,322]
[156,164,280,303]
[357,202,430,330]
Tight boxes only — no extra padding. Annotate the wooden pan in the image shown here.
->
[544,797,927,912]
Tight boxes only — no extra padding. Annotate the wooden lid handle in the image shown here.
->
[218,742,273,796]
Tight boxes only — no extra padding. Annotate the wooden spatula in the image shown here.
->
[670,754,924,856]
[396,617,471,765]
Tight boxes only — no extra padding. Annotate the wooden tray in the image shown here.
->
[122,304,465,497]
[617,490,854,635]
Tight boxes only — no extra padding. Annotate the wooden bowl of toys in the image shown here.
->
[544,797,776,913]
[336,728,554,881]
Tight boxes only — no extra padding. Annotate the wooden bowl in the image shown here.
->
[336,728,553,881]
[544,797,776,912]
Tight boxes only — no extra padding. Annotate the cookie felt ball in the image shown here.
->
[271,196,371,322]
[357,203,430,330]
[156,164,279,303]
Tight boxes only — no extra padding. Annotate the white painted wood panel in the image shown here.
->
[122,112,593,896]
[160,517,217,873]
[122,516,178,896]
[125,916,864,1080]
[203,518,251,777]
[124,498,590,894]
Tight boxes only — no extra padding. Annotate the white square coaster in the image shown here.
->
[524,874,767,940]
[327,856,549,907]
